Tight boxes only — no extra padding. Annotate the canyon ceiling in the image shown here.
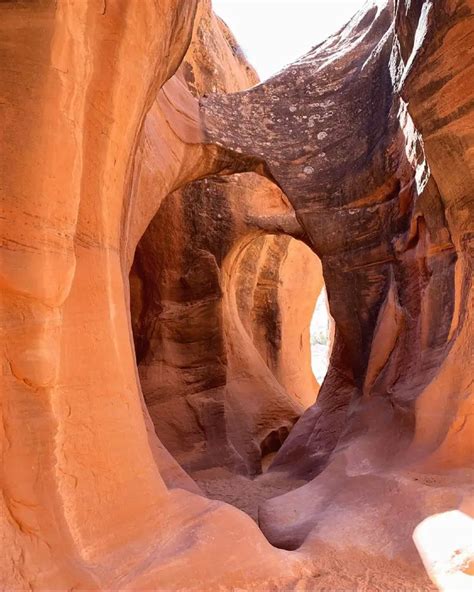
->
[0,0,473,591]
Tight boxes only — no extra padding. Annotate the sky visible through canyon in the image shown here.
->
[213,0,355,380]
[213,0,366,80]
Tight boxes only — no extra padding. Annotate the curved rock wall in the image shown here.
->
[0,1,314,589]
[131,174,321,475]
[0,1,202,588]
[200,0,473,586]
[230,233,321,409]
[1,0,472,590]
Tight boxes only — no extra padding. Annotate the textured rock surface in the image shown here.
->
[201,0,474,587]
[1,0,473,590]
[0,1,313,589]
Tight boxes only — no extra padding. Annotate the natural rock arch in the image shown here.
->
[130,172,324,477]
[197,0,472,484]
[1,0,472,590]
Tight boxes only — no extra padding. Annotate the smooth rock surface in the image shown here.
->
[200,0,474,587]
[1,0,472,590]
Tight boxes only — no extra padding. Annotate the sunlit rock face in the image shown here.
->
[0,1,309,590]
[1,0,472,590]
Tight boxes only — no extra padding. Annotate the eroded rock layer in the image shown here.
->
[128,1,321,476]
[1,0,473,590]
[130,174,321,475]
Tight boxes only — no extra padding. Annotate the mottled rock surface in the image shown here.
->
[201,0,474,587]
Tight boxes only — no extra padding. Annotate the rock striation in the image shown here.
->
[1,0,472,590]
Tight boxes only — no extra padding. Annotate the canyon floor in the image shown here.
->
[192,464,307,523]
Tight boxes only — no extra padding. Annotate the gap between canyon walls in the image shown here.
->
[1,0,473,590]
[129,171,328,518]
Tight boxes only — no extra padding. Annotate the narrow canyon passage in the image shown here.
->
[1,1,473,590]
[130,173,330,523]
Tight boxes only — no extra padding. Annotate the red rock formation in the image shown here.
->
[129,2,322,477]
[131,174,321,476]
[0,1,312,589]
[1,0,472,590]
[200,0,474,587]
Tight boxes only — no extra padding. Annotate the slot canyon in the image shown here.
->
[0,1,473,591]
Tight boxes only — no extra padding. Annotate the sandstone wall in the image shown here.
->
[1,0,472,590]
[0,1,313,589]
[201,1,474,587]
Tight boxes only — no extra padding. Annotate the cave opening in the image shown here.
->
[129,174,330,522]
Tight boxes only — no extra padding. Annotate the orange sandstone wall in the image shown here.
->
[1,0,472,590]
